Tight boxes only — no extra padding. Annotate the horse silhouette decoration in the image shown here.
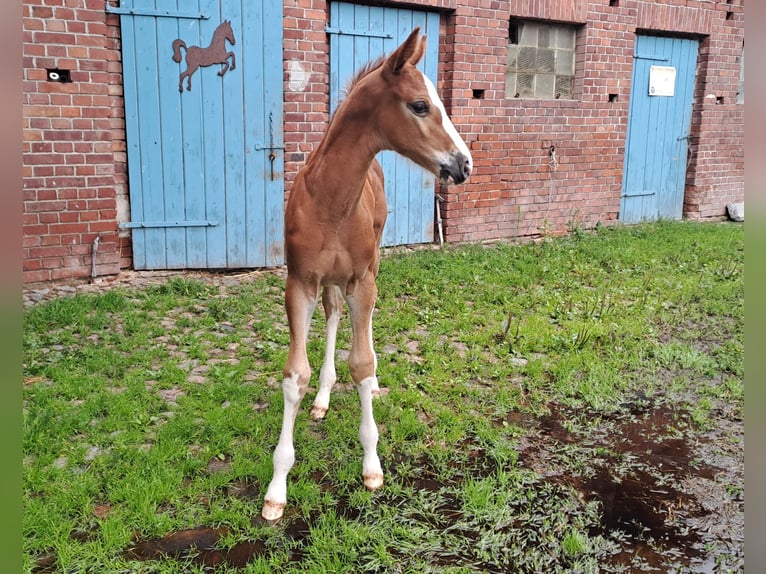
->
[171,20,236,92]
[260,28,473,522]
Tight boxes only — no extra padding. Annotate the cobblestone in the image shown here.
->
[23,268,287,308]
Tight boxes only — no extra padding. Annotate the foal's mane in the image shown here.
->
[345,55,386,97]
[329,55,387,125]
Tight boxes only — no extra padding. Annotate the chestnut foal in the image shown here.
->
[261,28,472,521]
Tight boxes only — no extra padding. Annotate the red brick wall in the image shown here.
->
[437,0,744,242]
[23,0,122,283]
[22,0,744,282]
[282,0,331,198]
[684,1,744,219]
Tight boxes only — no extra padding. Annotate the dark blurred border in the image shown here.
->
[745,2,763,574]
[1,0,22,571]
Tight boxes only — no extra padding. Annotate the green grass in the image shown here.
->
[23,221,743,573]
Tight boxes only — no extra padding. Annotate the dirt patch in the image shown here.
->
[506,394,743,572]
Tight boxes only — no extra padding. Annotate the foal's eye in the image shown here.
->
[408,101,429,117]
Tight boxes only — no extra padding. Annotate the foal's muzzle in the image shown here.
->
[439,152,472,185]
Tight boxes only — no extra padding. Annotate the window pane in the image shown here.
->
[518,74,535,97]
[556,27,576,50]
[555,75,573,99]
[518,47,537,72]
[556,50,574,75]
[538,25,551,48]
[535,74,555,99]
[537,48,555,73]
[507,45,519,69]
[519,22,538,46]
[505,72,517,97]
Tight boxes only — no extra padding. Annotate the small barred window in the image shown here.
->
[505,19,577,100]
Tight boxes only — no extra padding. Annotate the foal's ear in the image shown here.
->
[386,27,425,75]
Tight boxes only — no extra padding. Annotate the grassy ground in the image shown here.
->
[23,221,743,573]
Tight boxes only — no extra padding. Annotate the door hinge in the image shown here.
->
[106,4,210,19]
[325,26,392,39]
[621,192,656,198]
[118,220,218,229]
[633,53,669,62]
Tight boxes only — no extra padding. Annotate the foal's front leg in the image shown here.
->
[345,277,384,491]
[261,278,318,521]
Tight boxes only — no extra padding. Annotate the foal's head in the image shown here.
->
[358,28,472,185]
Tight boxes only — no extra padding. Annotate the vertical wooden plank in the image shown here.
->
[622,35,655,222]
[659,37,680,219]
[352,4,370,76]
[178,0,208,268]
[262,0,285,266]
[134,13,167,267]
[119,7,147,269]
[658,37,679,219]
[200,0,227,267]
[156,0,186,268]
[242,0,266,266]
[379,6,400,247]
[368,6,385,61]
[645,35,662,221]
[218,0,246,267]
[328,3,341,114]
[407,9,427,244]
[337,3,356,108]
[670,38,698,219]
[392,9,415,245]
[414,10,440,243]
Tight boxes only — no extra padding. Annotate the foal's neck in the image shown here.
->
[305,85,383,209]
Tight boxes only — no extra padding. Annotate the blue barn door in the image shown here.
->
[112,0,284,269]
[328,2,441,246]
[620,35,699,223]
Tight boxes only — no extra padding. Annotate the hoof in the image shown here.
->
[310,405,327,420]
[363,473,384,491]
[261,500,285,522]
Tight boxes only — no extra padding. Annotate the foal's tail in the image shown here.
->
[171,39,187,63]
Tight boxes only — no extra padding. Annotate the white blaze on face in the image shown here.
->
[422,74,473,171]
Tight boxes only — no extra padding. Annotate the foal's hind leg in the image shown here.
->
[262,276,318,521]
[311,286,343,420]
[345,276,384,491]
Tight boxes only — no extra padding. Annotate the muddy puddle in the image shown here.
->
[509,396,743,572]
[34,395,742,572]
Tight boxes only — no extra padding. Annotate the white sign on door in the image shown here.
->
[649,65,676,96]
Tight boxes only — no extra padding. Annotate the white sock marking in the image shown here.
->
[358,376,383,482]
[264,372,301,509]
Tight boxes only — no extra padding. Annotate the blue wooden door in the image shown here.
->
[113,0,284,269]
[328,2,441,246]
[620,35,699,223]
